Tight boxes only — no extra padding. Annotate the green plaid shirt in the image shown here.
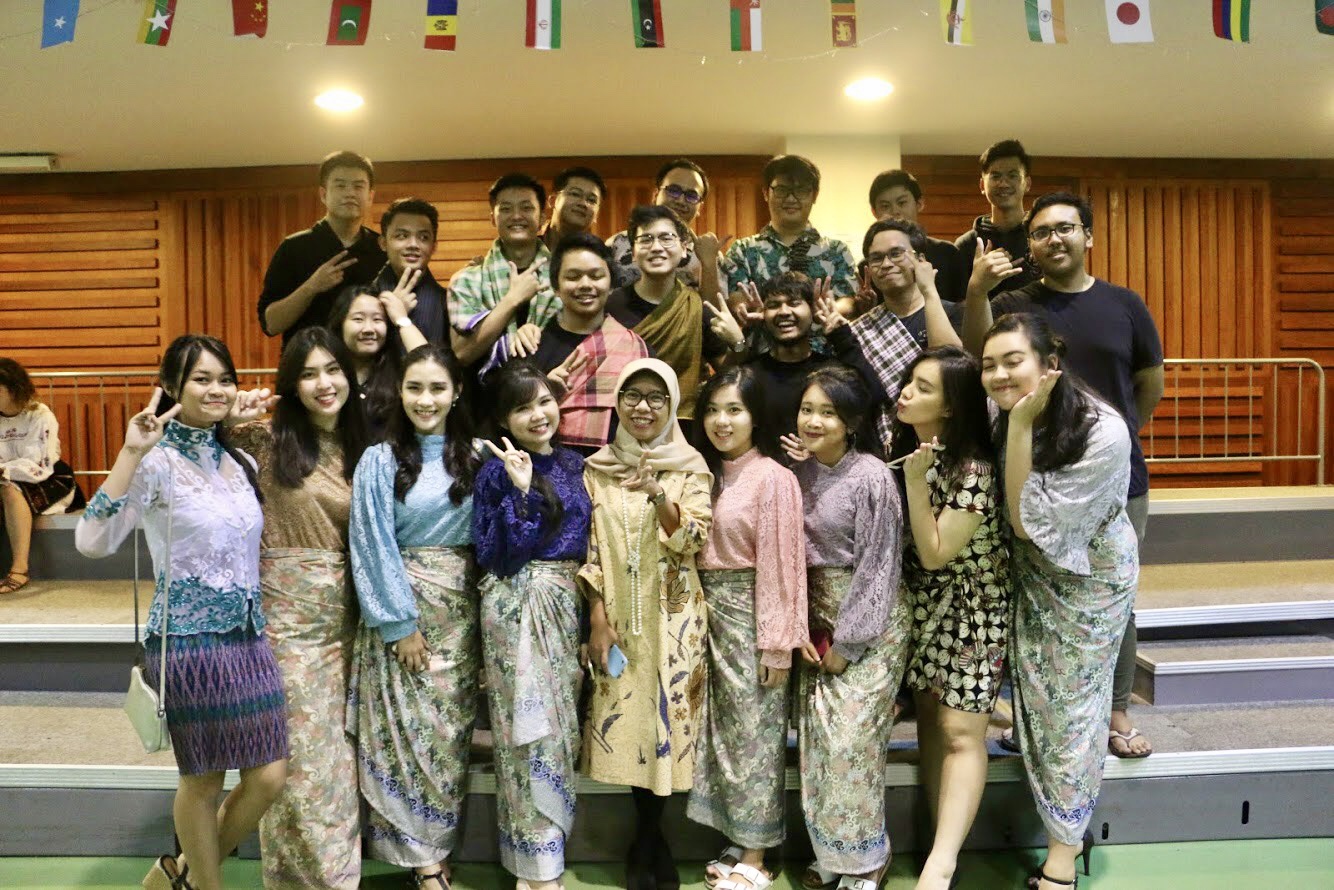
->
[446,239,559,373]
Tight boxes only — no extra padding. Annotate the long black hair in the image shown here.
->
[984,313,1098,472]
[270,327,370,488]
[157,334,262,501]
[693,366,781,496]
[486,360,565,534]
[801,364,885,461]
[328,284,402,435]
[888,346,995,488]
[387,344,480,505]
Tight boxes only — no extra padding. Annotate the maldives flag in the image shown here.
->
[1106,0,1153,43]
[1213,0,1250,42]
[328,0,371,45]
[526,0,561,50]
[1025,0,1067,44]
[138,0,176,47]
[424,0,457,50]
[831,1,856,48]
[232,0,267,38]
[1318,1,1334,35]
[631,0,664,48]
[941,0,972,46]
[730,0,761,52]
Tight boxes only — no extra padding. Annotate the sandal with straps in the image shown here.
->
[1034,870,1077,889]
[143,855,192,890]
[0,571,30,595]
[705,845,744,888]
[717,862,774,890]
[801,862,837,890]
[413,871,450,890]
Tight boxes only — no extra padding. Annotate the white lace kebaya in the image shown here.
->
[76,419,265,638]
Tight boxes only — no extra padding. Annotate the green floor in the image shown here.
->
[2,839,1332,890]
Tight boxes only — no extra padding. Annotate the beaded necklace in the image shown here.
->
[620,487,651,636]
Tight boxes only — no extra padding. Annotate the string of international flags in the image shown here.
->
[35,0,1334,51]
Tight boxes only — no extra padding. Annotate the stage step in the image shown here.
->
[1135,634,1334,706]
[1143,486,1334,564]
[1137,560,1334,630]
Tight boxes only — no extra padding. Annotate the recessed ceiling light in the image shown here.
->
[315,89,364,112]
[844,78,894,102]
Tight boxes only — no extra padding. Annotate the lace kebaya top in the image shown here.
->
[473,446,591,579]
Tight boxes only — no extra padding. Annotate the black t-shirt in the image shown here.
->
[530,320,590,373]
[993,279,1164,498]
[257,219,387,346]
[955,215,1040,298]
[898,299,964,349]
[923,236,965,304]
[744,329,883,442]
[605,286,727,358]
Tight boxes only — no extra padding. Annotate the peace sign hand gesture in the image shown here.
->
[124,387,182,457]
[228,388,278,426]
[621,452,664,500]
[703,288,745,351]
[483,436,533,495]
[547,349,592,391]
[732,280,765,329]
[379,267,422,323]
[812,277,846,333]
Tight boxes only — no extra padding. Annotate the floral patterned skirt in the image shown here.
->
[480,560,583,882]
[256,548,360,890]
[797,567,912,875]
[687,569,789,849]
[347,546,479,869]
[903,566,1009,714]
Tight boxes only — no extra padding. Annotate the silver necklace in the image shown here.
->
[620,487,650,636]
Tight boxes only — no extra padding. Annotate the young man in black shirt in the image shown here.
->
[369,198,448,346]
[955,139,1041,300]
[868,168,965,303]
[257,150,387,346]
[541,166,606,253]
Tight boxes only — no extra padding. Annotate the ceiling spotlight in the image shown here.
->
[844,78,894,102]
[315,90,364,112]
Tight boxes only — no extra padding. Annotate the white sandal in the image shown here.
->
[801,862,838,889]
[719,863,774,890]
[705,845,744,888]
[836,876,880,890]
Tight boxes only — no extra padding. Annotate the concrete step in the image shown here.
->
[1135,634,1334,706]
[1137,561,1334,630]
[1143,486,1334,564]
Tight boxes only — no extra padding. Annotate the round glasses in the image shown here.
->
[619,389,668,410]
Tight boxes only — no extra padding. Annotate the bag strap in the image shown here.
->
[155,459,173,717]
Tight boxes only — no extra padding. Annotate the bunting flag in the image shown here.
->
[41,0,78,48]
[730,0,762,51]
[631,0,664,47]
[1319,1,1334,35]
[1025,0,1067,44]
[232,0,267,38]
[526,0,561,49]
[138,0,176,46]
[327,0,371,45]
[941,0,972,45]
[424,0,458,50]
[1106,0,1153,43]
[1213,0,1250,42]
[831,1,856,48]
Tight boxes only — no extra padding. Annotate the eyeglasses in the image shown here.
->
[561,188,600,206]
[1028,222,1087,242]
[866,247,914,266]
[659,184,702,205]
[633,232,681,248]
[769,185,814,201]
[619,389,668,410]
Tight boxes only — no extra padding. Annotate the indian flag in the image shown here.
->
[526,0,561,50]
[730,0,761,52]
[1026,0,1067,44]
[941,0,972,46]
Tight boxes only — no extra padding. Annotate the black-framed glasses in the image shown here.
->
[633,232,681,248]
[619,389,668,410]
[660,184,702,205]
[769,184,814,201]
[866,247,914,266]
[1028,222,1086,242]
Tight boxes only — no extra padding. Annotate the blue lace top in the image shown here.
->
[473,446,591,579]
[75,420,265,638]
[349,435,474,643]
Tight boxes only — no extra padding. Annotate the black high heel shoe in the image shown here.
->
[1026,830,1093,889]
[626,836,657,890]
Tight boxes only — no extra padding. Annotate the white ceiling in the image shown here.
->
[2,1,1331,172]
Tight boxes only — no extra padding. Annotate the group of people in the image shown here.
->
[62,138,1164,890]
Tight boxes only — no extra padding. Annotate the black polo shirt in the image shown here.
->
[257,219,387,346]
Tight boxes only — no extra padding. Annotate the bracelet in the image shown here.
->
[648,488,667,506]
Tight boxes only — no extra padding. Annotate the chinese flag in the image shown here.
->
[233,0,267,38]
[328,0,371,45]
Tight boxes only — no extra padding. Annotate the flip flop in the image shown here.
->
[0,571,30,595]
[1108,727,1152,759]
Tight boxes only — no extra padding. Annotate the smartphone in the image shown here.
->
[606,643,628,678]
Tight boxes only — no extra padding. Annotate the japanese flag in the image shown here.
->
[1105,0,1153,43]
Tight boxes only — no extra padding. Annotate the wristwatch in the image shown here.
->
[648,488,668,506]
[396,316,414,328]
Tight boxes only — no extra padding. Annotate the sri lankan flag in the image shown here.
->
[730,0,761,51]
[425,0,458,50]
[941,0,972,46]
[138,0,176,47]
[631,0,664,48]
[327,0,371,45]
[831,1,856,48]
[1026,0,1067,44]
[1213,0,1250,42]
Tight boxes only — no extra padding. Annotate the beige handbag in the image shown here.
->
[124,469,173,753]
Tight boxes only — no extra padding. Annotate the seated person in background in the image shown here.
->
[868,168,965,303]
[606,206,746,425]
[530,233,649,454]
[448,173,560,373]
[0,357,83,594]
[370,198,449,345]
[607,158,727,306]
[542,166,607,252]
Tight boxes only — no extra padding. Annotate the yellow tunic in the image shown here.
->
[578,466,712,793]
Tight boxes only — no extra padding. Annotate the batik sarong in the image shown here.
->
[479,560,582,882]
[347,546,479,868]
[257,548,360,890]
[687,568,789,849]
[797,567,912,876]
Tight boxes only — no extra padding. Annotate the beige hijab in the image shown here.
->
[584,358,711,481]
